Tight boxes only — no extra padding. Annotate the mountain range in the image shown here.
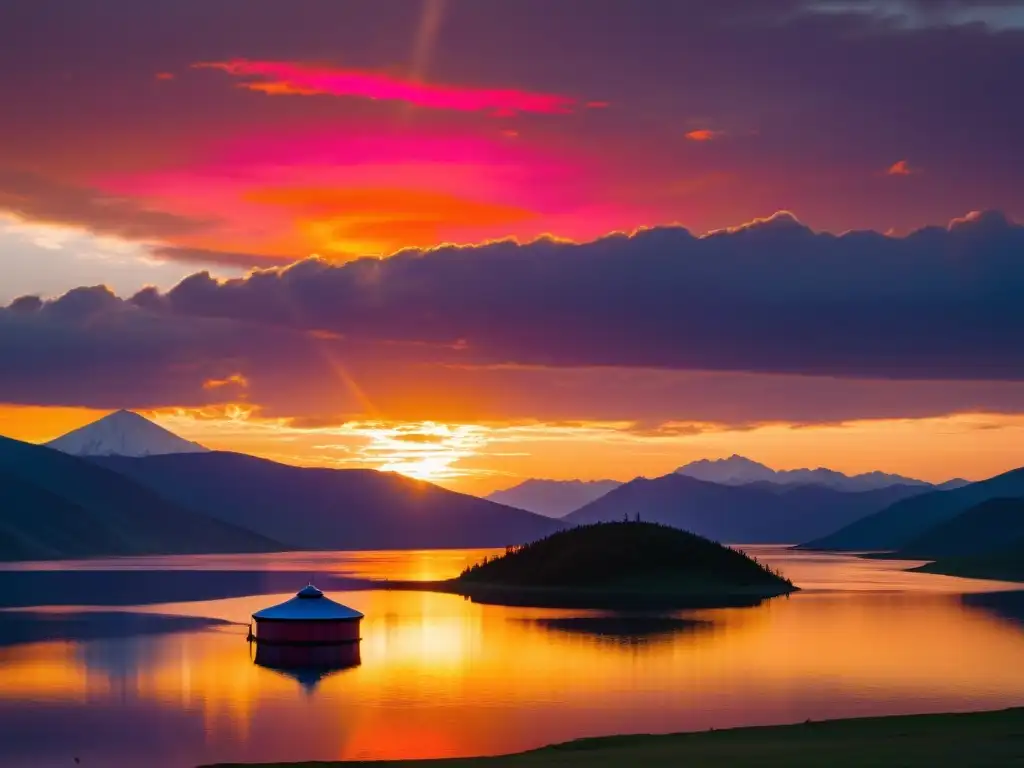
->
[675,454,968,492]
[0,433,278,561]
[562,473,927,544]
[893,498,1024,560]
[900,498,1024,583]
[488,457,968,520]
[800,466,1024,552]
[485,479,622,517]
[4,410,1021,568]
[0,411,560,559]
[92,451,560,551]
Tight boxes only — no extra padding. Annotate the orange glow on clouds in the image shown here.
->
[96,130,653,261]
[247,187,535,254]
[3,402,1020,496]
[887,159,919,176]
[202,374,250,391]
[685,129,722,142]
[195,60,590,116]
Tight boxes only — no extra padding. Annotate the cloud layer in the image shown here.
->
[0,170,208,241]
[3,210,1024,422]
[125,210,1024,380]
[1,1,1023,435]
[195,60,584,115]
[2,0,1022,292]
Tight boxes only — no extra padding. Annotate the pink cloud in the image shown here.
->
[94,129,655,260]
[685,129,723,142]
[194,60,589,116]
[887,159,920,176]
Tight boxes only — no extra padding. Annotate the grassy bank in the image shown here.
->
[205,707,1024,767]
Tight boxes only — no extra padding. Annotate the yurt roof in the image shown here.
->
[252,585,364,621]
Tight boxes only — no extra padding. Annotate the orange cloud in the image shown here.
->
[155,72,175,81]
[203,373,250,390]
[194,60,593,116]
[244,186,537,255]
[94,129,648,264]
[685,129,722,142]
[887,159,919,176]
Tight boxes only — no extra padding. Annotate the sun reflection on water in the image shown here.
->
[2,549,1024,767]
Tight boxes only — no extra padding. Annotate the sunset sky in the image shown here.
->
[2,0,1024,493]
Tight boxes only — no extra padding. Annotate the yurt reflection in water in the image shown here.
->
[249,584,363,691]
[252,643,361,693]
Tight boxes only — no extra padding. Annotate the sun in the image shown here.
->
[366,421,490,485]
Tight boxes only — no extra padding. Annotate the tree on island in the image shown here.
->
[458,520,795,593]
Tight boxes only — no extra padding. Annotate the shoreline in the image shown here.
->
[791,544,1024,585]
[379,577,796,609]
[202,707,1024,767]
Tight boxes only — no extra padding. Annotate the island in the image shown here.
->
[386,521,797,609]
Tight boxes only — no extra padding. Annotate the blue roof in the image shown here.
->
[252,585,364,621]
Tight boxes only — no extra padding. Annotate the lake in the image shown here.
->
[1,546,1024,767]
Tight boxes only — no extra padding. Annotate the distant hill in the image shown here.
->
[0,435,279,561]
[561,473,925,544]
[801,467,1024,552]
[892,498,1024,560]
[676,454,942,492]
[47,409,208,457]
[0,470,121,561]
[93,452,563,550]
[485,479,621,517]
[913,544,1024,583]
[458,521,794,590]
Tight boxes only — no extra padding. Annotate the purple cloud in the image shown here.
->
[95,209,1024,381]
[4,210,1024,427]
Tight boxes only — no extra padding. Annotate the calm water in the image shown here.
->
[2,547,1024,767]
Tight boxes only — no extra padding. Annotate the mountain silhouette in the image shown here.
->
[93,452,562,550]
[0,435,279,560]
[801,467,1024,551]
[892,498,1024,560]
[562,473,925,543]
[486,479,622,517]
[676,454,942,492]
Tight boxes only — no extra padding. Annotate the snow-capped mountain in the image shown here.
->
[675,454,940,492]
[46,410,209,457]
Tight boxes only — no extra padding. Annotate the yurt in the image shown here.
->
[251,584,363,645]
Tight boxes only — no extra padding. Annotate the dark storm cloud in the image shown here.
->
[0,170,209,240]
[4,210,1024,394]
